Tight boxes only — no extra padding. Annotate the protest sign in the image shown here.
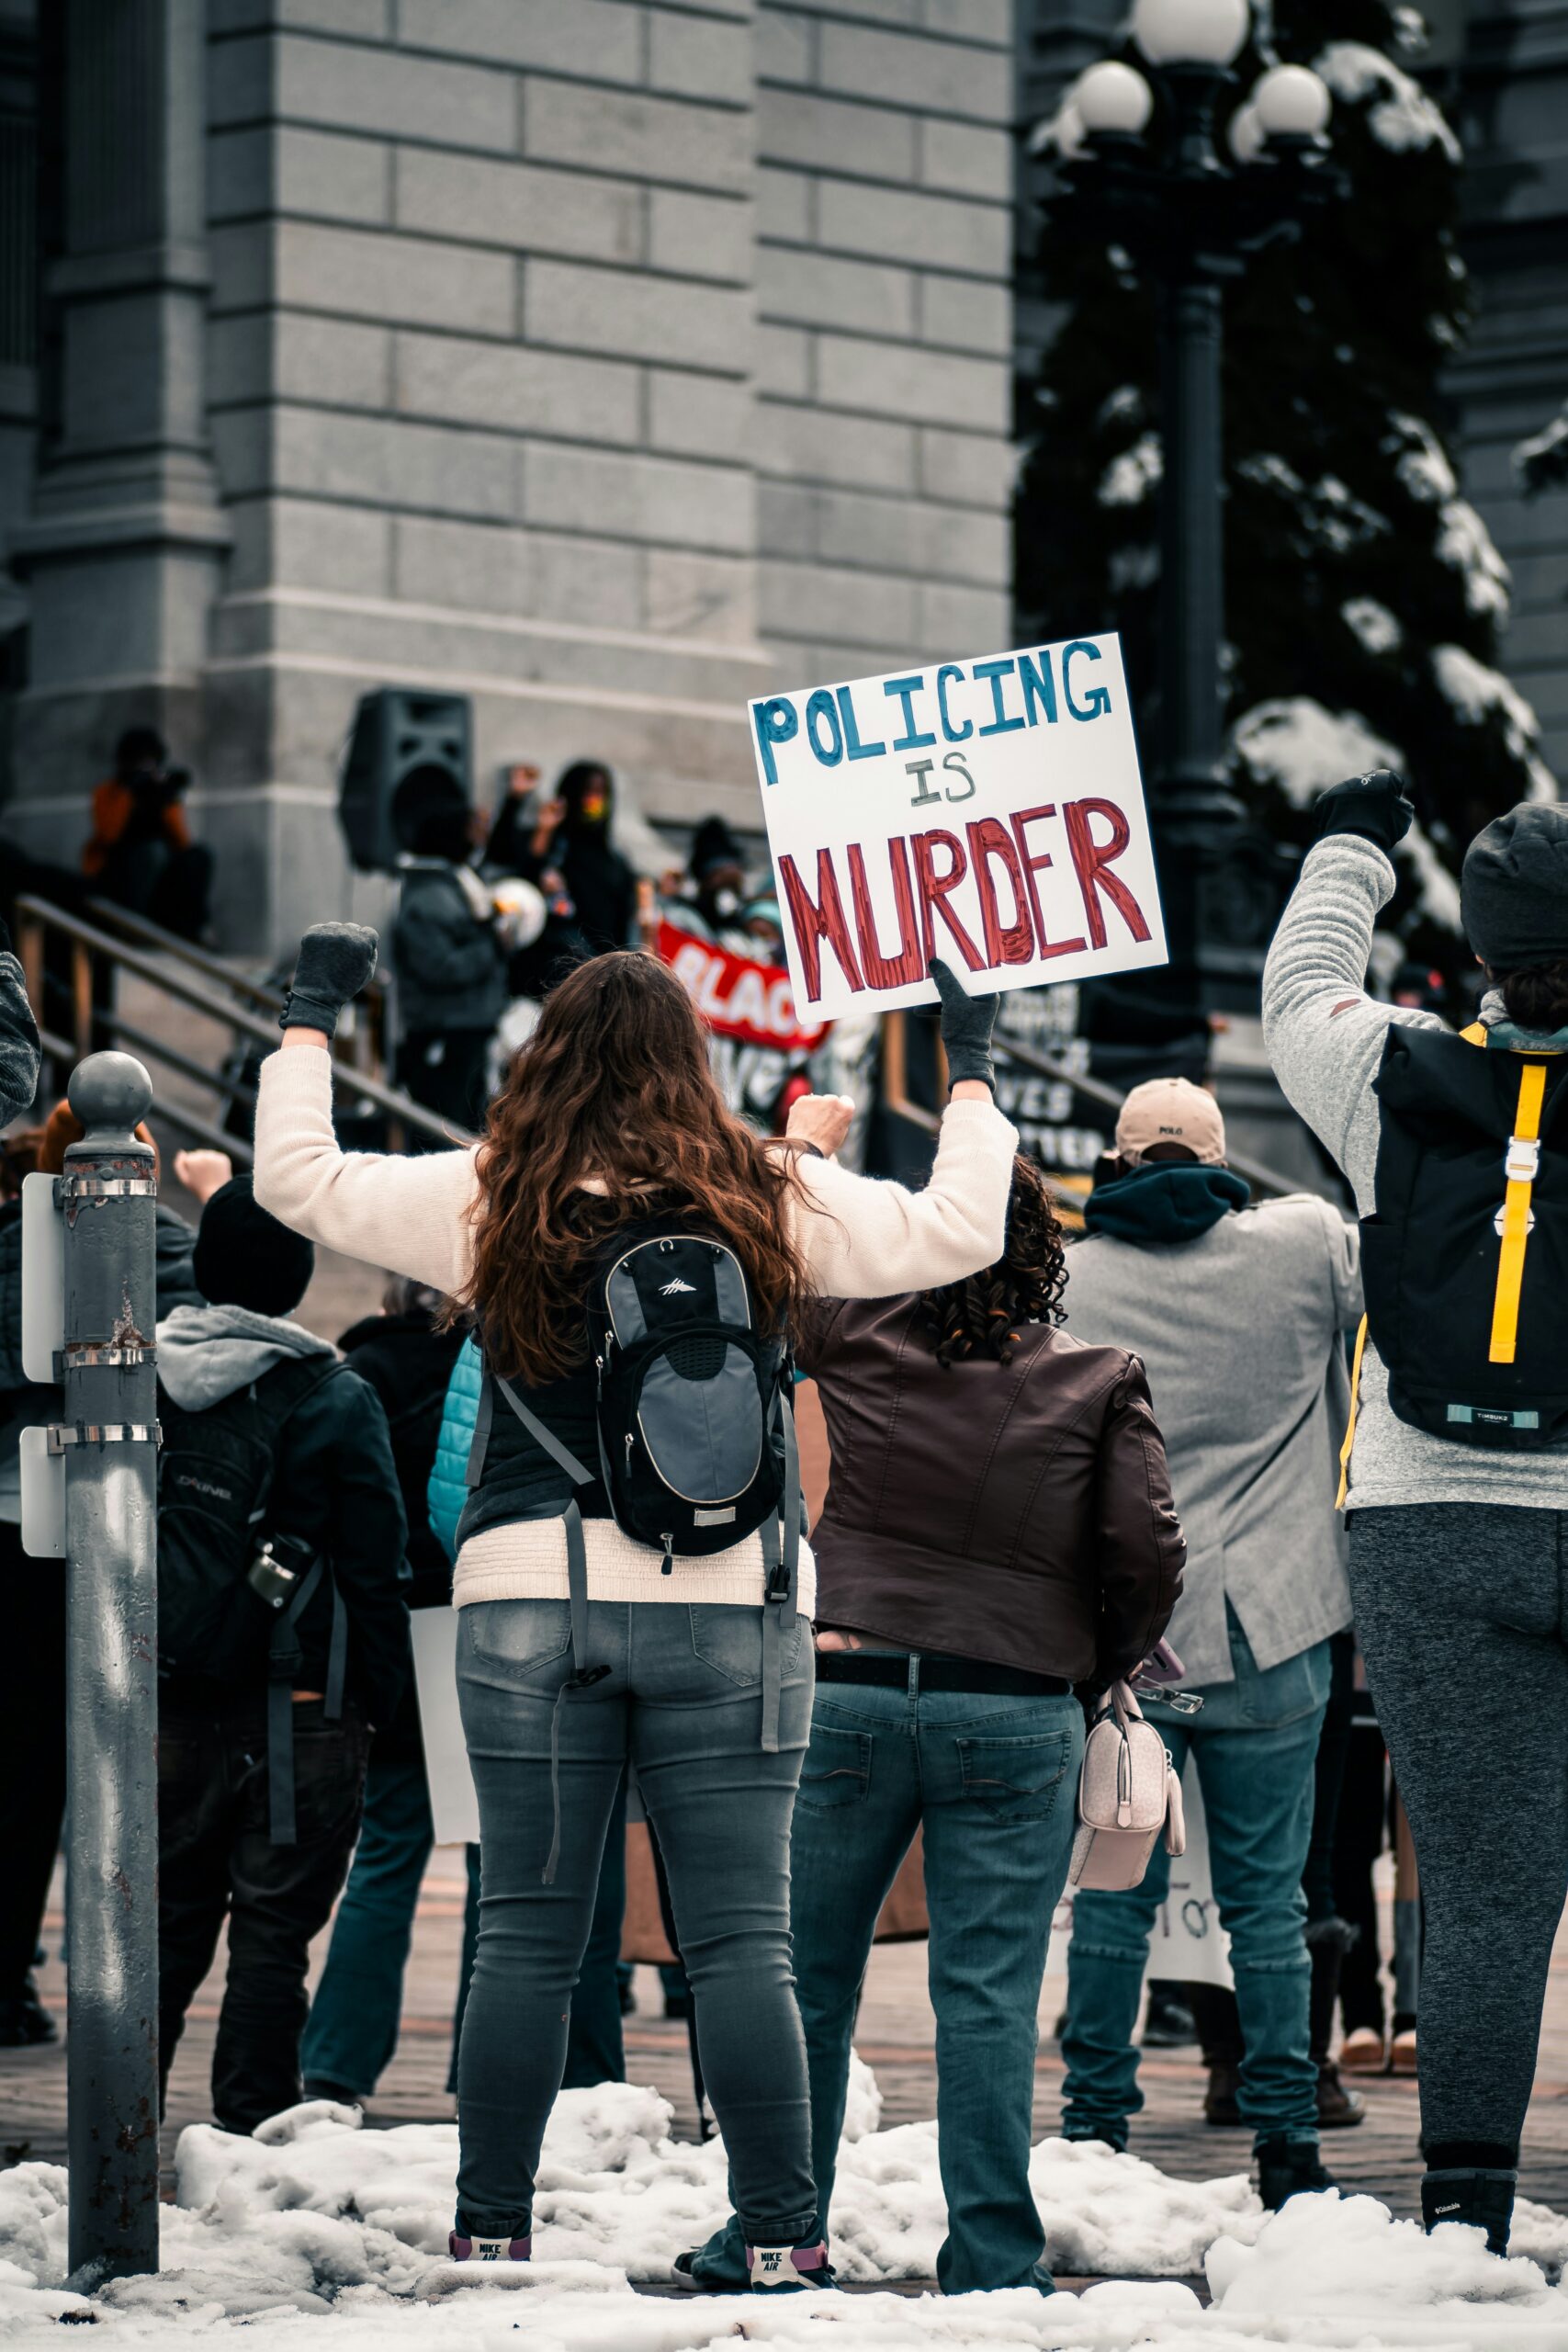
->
[749,633,1167,1024]
[657,919,829,1054]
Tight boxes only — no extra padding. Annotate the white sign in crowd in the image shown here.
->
[749,632,1168,1024]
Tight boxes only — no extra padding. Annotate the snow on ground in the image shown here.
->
[5,2068,1568,2351]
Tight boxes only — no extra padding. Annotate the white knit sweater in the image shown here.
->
[254,1044,1017,1611]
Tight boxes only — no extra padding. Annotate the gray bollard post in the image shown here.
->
[59,1052,162,2282]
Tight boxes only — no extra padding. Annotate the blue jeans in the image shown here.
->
[793,1672,1084,2292]
[454,1597,815,2243]
[300,1749,437,2098]
[1061,1623,1330,2150]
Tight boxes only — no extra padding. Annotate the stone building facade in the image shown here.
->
[0,0,1014,948]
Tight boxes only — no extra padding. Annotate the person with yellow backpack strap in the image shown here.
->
[1264,774,1568,2261]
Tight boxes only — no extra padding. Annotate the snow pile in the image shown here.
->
[1099,433,1162,510]
[1316,39,1463,160]
[1517,404,1568,494]
[1433,644,1558,799]
[1386,413,1512,619]
[1209,2188,1568,2328]
[1232,696,1403,807]
[8,2072,1568,2352]
[1342,595,1403,655]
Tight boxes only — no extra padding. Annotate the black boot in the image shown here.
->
[1422,2169,1516,2256]
[0,1975,58,2048]
[1189,1983,1245,2125]
[1308,1922,1365,2130]
[1257,2133,1337,2211]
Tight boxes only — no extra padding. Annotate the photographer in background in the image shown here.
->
[84,726,213,943]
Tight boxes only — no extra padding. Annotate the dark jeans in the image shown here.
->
[1063,1622,1328,2150]
[454,1597,814,2244]
[793,1675,1083,2292]
[0,1524,65,1995]
[159,1697,369,2134]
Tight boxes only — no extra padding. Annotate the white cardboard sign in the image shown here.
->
[412,1609,479,1847]
[748,633,1168,1024]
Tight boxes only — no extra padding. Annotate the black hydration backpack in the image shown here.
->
[1360,1023,1568,1448]
[468,1220,802,1868]
[157,1353,349,1840]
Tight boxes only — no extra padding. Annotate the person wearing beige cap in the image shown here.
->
[1055,1074,1362,2218]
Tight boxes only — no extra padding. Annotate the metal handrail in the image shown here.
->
[16,894,471,1149]
[85,898,288,1011]
[34,1023,255,1163]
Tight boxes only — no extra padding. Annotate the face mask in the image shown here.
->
[708,887,740,921]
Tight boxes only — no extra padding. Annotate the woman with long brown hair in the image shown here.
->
[254,923,1015,2288]
[681,1156,1185,2298]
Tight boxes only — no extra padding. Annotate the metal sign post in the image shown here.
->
[58,1053,161,2279]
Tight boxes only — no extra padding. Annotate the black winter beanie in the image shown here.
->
[194,1174,314,1317]
[1461,804,1568,970]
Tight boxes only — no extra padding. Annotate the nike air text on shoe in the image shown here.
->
[746,2240,832,2290]
[448,2230,531,2262]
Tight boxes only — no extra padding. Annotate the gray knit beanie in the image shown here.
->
[1460,804,1568,969]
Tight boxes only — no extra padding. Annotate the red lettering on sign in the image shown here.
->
[966,817,1034,967]
[847,839,923,989]
[1064,797,1152,949]
[1010,804,1089,964]
[779,849,863,1005]
[911,830,984,972]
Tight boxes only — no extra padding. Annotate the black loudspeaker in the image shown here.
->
[338,688,473,873]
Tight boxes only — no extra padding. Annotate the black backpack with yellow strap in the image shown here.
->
[1359,1022,1568,1448]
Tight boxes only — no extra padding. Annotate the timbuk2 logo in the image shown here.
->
[660,1277,696,1295]
[175,1473,233,1501]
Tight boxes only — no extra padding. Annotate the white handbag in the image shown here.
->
[1068,1679,1187,1893]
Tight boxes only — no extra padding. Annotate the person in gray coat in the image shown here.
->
[1056,1076,1361,2215]
[391,798,509,1136]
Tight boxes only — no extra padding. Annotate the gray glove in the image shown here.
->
[280,922,379,1038]
[930,956,998,1092]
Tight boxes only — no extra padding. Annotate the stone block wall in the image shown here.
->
[754,0,1015,692]
[0,0,1018,950]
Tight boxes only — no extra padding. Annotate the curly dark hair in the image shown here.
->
[919,1154,1067,1369]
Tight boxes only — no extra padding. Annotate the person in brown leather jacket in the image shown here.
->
[682,1153,1184,2298]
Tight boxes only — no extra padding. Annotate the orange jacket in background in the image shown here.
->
[83,777,191,878]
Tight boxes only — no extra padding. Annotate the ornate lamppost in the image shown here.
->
[1046,0,1343,1007]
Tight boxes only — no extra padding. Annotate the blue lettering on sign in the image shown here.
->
[806,688,844,764]
[753,696,797,786]
[1018,651,1058,727]
[935,664,971,743]
[973,657,1025,738]
[883,674,936,752]
[1064,639,1112,721]
[836,684,886,762]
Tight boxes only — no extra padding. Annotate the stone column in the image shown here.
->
[9,0,228,831]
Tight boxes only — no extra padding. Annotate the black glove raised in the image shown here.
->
[280,922,379,1039]
[929,956,998,1092]
[1311,770,1415,855]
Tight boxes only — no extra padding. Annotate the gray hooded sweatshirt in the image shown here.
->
[1262,833,1568,1511]
[156,1301,336,1409]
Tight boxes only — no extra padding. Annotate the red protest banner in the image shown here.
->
[657,921,830,1053]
